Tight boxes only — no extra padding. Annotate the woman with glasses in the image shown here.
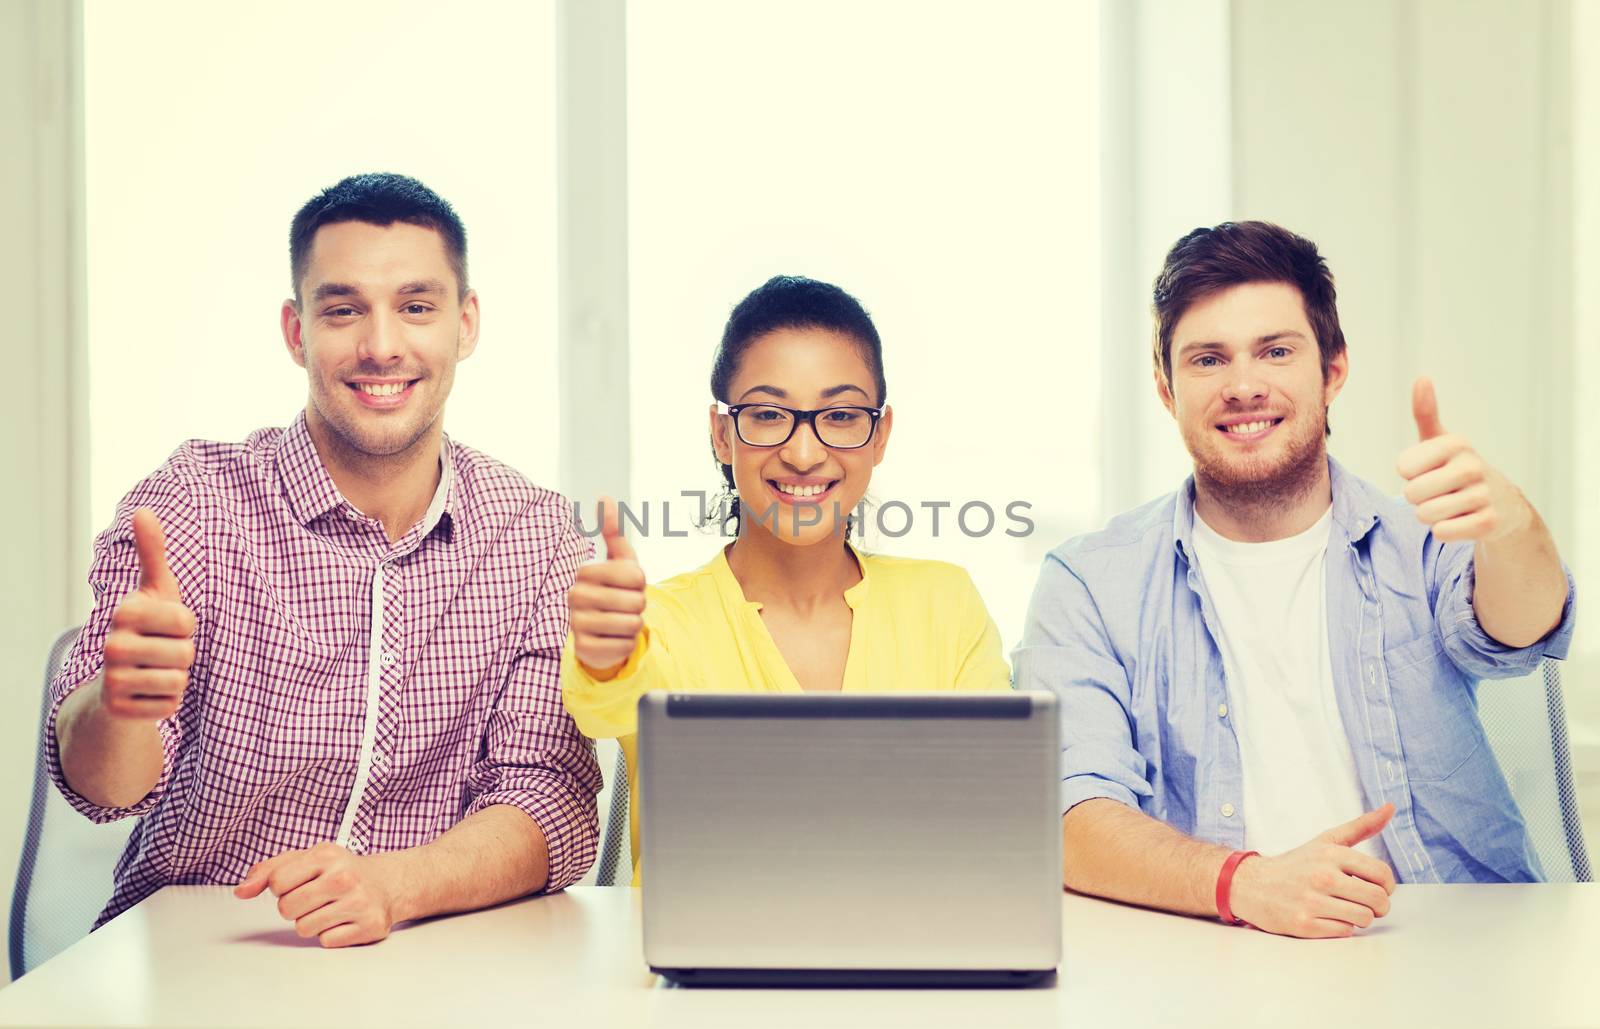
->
[561,275,1010,883]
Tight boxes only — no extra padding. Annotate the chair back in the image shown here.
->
[1478,658,1592,882]
[8,628,137,978]
[594,743,632,886]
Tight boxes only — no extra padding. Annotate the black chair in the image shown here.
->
[8,627,135,978]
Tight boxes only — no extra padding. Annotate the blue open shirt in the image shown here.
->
[1013,458,1575,882]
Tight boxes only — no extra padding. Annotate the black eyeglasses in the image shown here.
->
[716,402,885,450]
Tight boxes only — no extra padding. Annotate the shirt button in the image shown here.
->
[1217,703,1229,719]
[1368,665,1377,685]
[381,652,398,668]
[1221,802,1235,818]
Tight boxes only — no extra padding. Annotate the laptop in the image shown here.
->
[638,691,1061,987]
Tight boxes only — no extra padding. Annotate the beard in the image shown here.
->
[1186,406,1328,512]
[322,400,440,458]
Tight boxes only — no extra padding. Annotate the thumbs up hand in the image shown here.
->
[1397,377,1530,543]
[100,509,198,720]
[569,497,648,679]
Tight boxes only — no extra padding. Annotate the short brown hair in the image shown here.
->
[1151,221,1346,387]
[290,172,468,305]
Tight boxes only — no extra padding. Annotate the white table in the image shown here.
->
[0,885,1595,1028]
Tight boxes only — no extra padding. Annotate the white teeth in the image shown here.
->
[356,382,409,397]
[775,482,830,497]
[1225,420,1274,435]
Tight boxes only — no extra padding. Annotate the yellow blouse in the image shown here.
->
[560,544,1012,884]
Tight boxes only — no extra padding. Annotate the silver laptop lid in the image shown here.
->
[639,691,1061,973]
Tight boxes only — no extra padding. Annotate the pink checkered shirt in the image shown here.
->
[46,413,601,926]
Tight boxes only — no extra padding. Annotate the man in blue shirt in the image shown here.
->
[1015,221,1574,939]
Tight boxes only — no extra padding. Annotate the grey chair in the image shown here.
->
[1479,657,1592,882]
[594,744,632,886]
[9,627,136,978]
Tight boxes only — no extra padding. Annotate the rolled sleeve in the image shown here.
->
[1012,552,1153,817]
[560,627,657,740]
[465,752,600,893]
[1434,545,1576,680]
[466,519,602,892]
[45,465,205,822]
[44,685,182,822]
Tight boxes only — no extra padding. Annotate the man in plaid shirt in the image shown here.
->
[48,173,601,947]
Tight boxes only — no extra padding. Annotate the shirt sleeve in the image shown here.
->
[464,510,603,893]
[949,567,1013,692]
[560,587,691,740]
[1011,551,1152,817]
[44,459,208,823]
[1430,540,1577,680]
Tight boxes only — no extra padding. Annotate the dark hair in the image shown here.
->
[1152,220,1346,389]
[709,275,887,533]
[289,172,468,304]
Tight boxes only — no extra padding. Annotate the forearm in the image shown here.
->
[370,804,551,924]
[55,677,165,809]
[1062,798,1230,918]
[1472,499,1567,648]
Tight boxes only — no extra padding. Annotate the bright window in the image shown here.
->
[84,0,559,531]
[626,0,1102,653]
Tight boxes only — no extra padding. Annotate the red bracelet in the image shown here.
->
[1215,850,1259,926]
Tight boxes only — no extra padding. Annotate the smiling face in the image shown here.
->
[281,220,479,461]
[1158,280,1347,498]
[710,326,892,546]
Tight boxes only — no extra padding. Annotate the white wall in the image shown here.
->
[0,0,86,985]
[1575,0,1600,673]
[1228,0,1572,523]
[1570,0,1600,836]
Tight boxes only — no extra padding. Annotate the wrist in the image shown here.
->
[69,679,153,739]
[578,655,627,682]
[579,633,643,681]
[56,677,99,733]
[1506,491,1537,537]
[1482,487,1536,544]
[362,851,417,925]
[1215,850,1260,926]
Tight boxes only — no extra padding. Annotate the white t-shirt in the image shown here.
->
[1191,506,1386,860]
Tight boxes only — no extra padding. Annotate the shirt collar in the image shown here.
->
[278,410,457,540]
[419,443,456,542]
[279,411,345,527]
[1172,454,1380,562]
[1326,455,1380,546]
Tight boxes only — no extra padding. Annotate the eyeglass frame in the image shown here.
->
[715,401,886,450]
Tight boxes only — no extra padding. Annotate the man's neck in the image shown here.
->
[1192,455,1333,543]
[304,411,443,544]
[725,523,861,615]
